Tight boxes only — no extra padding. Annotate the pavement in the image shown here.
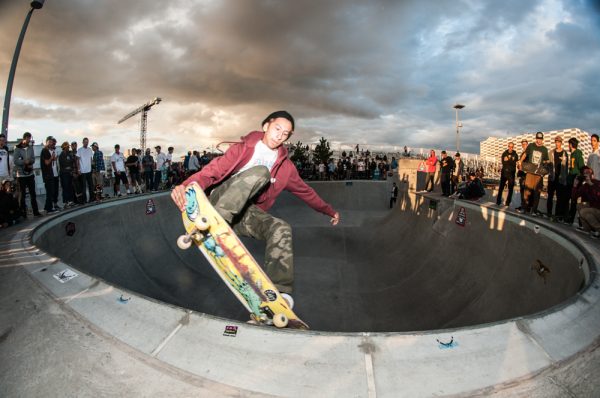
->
[1,180,599,397]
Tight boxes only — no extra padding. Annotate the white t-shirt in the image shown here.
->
[50,149,59,177]
[0,147,9,177]
[111,152,126,172]
[77,146,94,173]
[235,140,278,175]
[156,152,168,169]
[588,147,600,179]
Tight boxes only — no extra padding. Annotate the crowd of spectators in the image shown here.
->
[293,149,399,181]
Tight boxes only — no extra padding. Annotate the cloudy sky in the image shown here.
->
[1,0,599,156]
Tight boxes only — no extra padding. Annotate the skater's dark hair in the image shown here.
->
[262,110,295,132]
[592,133,599,141]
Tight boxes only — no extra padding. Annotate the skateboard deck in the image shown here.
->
[178,182,308,329]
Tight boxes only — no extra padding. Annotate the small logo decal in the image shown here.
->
[223,325,238,337]
[146,199,156,215]
[185,187,199,221]
[264,290,278,302]
[455,207,466,226]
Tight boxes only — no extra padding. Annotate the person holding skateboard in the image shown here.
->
[171,110,340,304]
[519,132,549,215]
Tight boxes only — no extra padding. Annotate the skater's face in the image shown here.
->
[262,117,293,150]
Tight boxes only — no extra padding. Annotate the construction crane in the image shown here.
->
[117,97,162,152]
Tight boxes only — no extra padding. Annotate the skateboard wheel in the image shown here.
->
[272,313,288,328]
[195,216,210,231]
[177,235,192,250]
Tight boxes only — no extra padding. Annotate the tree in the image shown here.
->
[289,141,308,165]
[313,137,333,165]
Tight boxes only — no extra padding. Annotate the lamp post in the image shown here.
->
[453,103,465,152]
[1,0,45,141]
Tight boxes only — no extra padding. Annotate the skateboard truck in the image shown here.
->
[177,216,210,250]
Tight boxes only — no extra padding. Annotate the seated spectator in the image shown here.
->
[571,166,600,238]
[0,179,20,227]
[450,172,485,200]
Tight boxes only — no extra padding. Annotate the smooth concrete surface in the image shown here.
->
[1,181,599,397]
[33,182,586,332]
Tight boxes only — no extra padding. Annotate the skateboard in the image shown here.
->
[177,182,309,329]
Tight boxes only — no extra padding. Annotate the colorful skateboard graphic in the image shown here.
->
[177,182,308,329]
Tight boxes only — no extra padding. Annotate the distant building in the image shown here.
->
[480,128,593,161]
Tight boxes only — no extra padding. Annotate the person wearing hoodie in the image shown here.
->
[171,111,339,305]
[13,132,41,218]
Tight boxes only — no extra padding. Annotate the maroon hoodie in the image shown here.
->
[183,131,336,217]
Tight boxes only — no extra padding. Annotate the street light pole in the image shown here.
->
[1,0,45,141]
[453,103,465,152]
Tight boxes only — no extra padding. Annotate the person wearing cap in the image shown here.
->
[451,152,464,194]
[58,141,76,207]
[519,132,549,215]
[565,137,586,224]
[40,136,60,213]
[496,142,519,207]
[91,142,105,196]
[13,132,41,217]
[171,111,339,301]
[111,144,131,196]
[77,137,95,203]
[0,134,11,182]
[546,136,569,221]
[125,148,142,194]
[587,134,600,179]
[439,150,454,196]
[153,145,168,191]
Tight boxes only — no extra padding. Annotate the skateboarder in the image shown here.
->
[171,110,340,302]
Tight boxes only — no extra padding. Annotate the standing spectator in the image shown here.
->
[566,137,585,224]
[126,148,142,194]
[136,149,144,188]
[451,152,464,195]
[0,179,20,227]
[327,159,336,180]
[166,146,174,168]
[0,134,10,182]
[40,136,60,213]
[13,132,41,218]
[58,141,76,207]
[142,148,155,192]
[439,150,454,196]
[318,161,326,180]
[183,151,191,173]
[111,144,130,196]
[519,132,549,215]
[390,182,399,208]
[546,136,569,221]
[587,133,600,178]
[357,158,365,179]
[154,145,167,191]
[77,137,95,203]
[390,156,398,175]
[516,139,529,212]
[188,150,200,174]
[91,142,105,197]
[496,142,519,207]
[70,141,84,204]
[424,149,438,192]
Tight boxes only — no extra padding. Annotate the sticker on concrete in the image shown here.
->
[53,269,78,283]
[436,336,458,349]
[146,199,156,215]
[118,294,131,303]
[223,325,238,337]
[65,222,76,236]
[455,207,467,227]
[429,199,437,210]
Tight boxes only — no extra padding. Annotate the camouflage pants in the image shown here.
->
[209,166,294,293]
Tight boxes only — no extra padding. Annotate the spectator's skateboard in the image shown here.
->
[177,182,309,329]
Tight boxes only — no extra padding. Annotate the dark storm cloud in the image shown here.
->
[0,0,599,153]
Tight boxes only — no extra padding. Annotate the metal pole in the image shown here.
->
[455,108,459,152]
[2,1,45,141]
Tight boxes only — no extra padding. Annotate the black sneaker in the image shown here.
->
[532,210,543,217]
